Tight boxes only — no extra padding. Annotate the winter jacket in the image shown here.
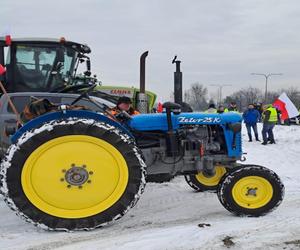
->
[242,109,260,125]
[262,107,278,124]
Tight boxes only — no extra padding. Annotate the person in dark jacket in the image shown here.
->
[243,104,261,142]
[254,102,263,121]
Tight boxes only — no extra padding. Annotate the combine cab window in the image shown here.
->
[10,45,76,92]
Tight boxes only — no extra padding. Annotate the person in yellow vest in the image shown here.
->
[205,103,217,113]
[261,104,278,145]
[227,101,238,112]
[110,96,140,117]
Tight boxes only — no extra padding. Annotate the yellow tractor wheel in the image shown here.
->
[217,165,284,216]
[184,166,227,192]
[1,119,146,231]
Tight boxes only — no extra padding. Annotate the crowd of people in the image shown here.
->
[111,96,281,146]
[204,101,279,145]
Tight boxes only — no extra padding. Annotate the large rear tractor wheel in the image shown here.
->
[217,165,284,216]
[0,119,146,231]
[146,173,175,183]
[184,166,227,192]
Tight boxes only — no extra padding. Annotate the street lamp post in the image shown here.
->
[251,73,283,102]
[210,84,232,105]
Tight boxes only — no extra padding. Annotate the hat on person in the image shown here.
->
[208,103,216,109]
[117,96,132,105]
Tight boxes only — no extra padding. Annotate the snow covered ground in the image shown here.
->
[1,124,300,250]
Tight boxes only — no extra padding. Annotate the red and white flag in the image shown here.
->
[273,92,299,120]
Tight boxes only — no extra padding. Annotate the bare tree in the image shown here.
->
[223,86,300,111]
[184,82,208,111]
[224,87,263,111]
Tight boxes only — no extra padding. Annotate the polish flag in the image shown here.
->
[273,92,299,120]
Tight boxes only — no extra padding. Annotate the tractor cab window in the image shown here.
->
[10,45,76,92]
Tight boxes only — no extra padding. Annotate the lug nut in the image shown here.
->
[67,185,72,188]
[78,186,82,189]
[82,165,86,168]
[87,180,91,184]
[89,171,93,175]
[60,178,64,182]
[71,163,75,167]
[62,169,66,173]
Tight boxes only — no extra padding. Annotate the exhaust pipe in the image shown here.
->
[172,55,183,105]
[137,51,149,113]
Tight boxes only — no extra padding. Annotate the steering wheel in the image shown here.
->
[70,84,97,105]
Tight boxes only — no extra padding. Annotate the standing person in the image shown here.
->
[242,104,261,142]
[261,104,278,145]
[205,103,217,113]
[217,105,226,114]
[110,96,140,116]
[254,102,263,122]
[228,101,238,112]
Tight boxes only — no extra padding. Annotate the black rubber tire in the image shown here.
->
[146,173,175,183]
[0,119,146,231]
[184,167,227,192]
[217,165,284,217]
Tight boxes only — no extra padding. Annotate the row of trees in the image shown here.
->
[184,83,300,112]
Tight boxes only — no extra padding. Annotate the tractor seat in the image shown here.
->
[162,102,181,110]
[15,64,46,91]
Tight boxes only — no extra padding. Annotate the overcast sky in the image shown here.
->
[1,0,300,101]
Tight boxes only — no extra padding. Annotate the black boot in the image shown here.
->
[269,140,276,144]
[255,134,260,141]
[248,134,252,142]
[261,141,268,145]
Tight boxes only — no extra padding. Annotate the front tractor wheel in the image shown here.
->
[184,166,227,192]
[0,119,146,231]
[217,165,284,217]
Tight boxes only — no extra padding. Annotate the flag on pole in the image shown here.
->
[157,101,163,113]
[0,64,6,75]
[273,92,299,120]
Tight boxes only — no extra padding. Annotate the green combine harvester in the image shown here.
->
[0,36,156,111]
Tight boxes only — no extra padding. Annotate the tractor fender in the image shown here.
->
[11,110,133,144]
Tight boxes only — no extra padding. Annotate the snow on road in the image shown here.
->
[0,124,300,250]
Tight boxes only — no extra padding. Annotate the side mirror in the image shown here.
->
[84,58,91,76]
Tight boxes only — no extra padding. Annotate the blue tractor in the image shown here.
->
[0,94,284,231]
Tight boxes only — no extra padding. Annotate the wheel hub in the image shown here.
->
[64,166,89,186]
[246,187,257,196]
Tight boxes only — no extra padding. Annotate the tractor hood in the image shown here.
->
[129,112,242,131]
